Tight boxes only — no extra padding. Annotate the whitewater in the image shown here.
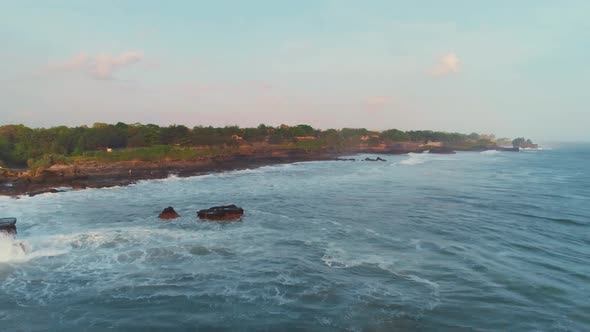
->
[1,144,589,331]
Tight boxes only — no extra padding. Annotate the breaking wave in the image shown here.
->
[0,234,32,263]
[399,152,430,165]
[481,150,499,155]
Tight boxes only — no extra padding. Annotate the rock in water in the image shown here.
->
[364,157,387,162]
[498,147,520,152]
[0,218,17,235]
[197,205,244,221]
[159,207,180,219]
[27,188,60,197]
[428,147,456,154]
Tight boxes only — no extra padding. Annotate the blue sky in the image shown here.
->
[1,0,588,141]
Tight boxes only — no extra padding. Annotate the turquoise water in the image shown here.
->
[1,145,589,331]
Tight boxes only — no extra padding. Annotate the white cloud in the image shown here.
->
[48,51,144,80]
[431,52,460,76]
[92,51,144,79]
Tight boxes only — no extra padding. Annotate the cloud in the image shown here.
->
[48,51,145,80]
[92,51,144,79]
[431,52,460,76]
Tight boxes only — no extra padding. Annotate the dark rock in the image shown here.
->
[497,147,520,152]
[337,158,356,161]
[364,157,387,162]
[428,147,456,154]
[27,188,60,197]
[198,205,244,221]
[0,217,17,235]
[159,206,180,219]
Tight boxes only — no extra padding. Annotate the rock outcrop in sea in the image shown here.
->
[27,188,61,197]
[159,207,180,219]
[197,205,244,221]
[364,157,387,162]
[497,147,520,152]
[428,147,456,154]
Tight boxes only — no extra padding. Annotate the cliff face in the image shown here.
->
[0,168,25,181]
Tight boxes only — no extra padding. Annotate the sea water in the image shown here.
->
[1,144,589,331]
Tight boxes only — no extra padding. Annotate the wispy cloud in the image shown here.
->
[431,52,460,76]
[48,51,145,80]
[92,51,144,79]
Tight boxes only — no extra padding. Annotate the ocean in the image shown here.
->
[1,144,589,331]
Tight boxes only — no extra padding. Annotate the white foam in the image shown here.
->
[399,152,430,165]
[480,150,499,155]
[403,274,439,290]
[0,234,67,264]
[0,231,83,264]
[0,234,29,263]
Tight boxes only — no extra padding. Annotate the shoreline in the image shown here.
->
[0,150,345,198]
[0,145,517,198]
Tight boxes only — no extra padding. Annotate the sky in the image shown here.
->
[0,0,588,141]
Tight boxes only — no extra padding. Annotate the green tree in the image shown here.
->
[381,129,409,141]
[512,137,526,148]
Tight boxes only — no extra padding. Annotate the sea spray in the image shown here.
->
[399,152,430,165]
[0,234,29,263]
[480,150,499,155]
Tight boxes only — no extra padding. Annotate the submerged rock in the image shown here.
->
[364,157,387,162]
[0,217,17,235]
[428,147,456,154]
[27,188,60,197]
[497,147,520,152]
[197,205,244,221]
[159,207,180,219]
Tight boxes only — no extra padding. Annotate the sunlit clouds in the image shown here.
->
[49,51,145,80]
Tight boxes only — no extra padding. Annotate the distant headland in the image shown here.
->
[0,123,536,196]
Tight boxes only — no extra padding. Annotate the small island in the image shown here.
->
[512,137,539,149]
[0,123,534,196]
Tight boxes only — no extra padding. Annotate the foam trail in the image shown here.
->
[481,150,499,155]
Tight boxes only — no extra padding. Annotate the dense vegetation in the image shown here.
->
[0,123,494,169]
[511,137,536,148]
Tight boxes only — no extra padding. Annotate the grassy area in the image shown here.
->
[295,139,325,152]
[69,145,236,163]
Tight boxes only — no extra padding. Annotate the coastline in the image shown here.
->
[0,144,516,198]
[0,149,343,197]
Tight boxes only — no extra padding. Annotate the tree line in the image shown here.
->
[0,122,491,168]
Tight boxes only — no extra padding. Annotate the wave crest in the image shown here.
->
[399,152,430,165]
[0,234,31,263]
